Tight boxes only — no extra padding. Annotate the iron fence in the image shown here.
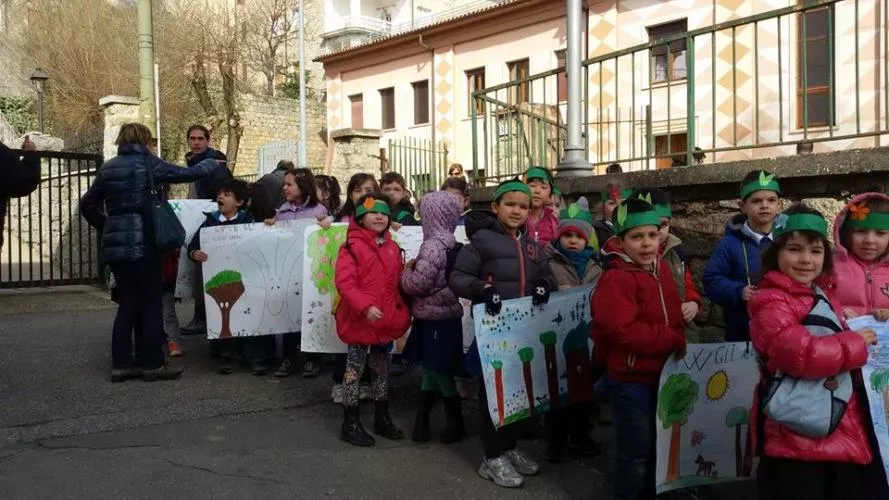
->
[472,0,885,178]
[387,137,450,196]
[2,150,103,288]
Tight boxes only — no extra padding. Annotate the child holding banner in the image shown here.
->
[749,203,877,500]
[831,193,889,498]
[266,168,328,379]
[334,193,411,447]
[449,178,555,488]
[703,170,781,342]
[400,190,466,444]
[542,198,602,462]
[592,198,686,500]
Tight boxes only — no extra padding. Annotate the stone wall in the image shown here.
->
[328,128,383,182]
[231,94,327,176]
[470,148,889,341]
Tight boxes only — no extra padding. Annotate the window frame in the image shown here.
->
[379,87,395,130]
[349,94,364,129]
[647,19,688,85]
[412,80,430,126]
[466,67,486,116]
[507,58,530,105]
[795,5,835,129]
[555,50,568,102]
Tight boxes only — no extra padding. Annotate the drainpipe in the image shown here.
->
[419,35,437,175]
[556,0,593,177]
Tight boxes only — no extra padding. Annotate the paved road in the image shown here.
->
[0,287,757,499]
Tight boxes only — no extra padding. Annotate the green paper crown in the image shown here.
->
[523,166,553,186]
[772,212,827,239]
[636,193,672,218]
[355,198,391,218]
[494,180,532,201]
[560,203,594,224]
[844,205,889,230]
[740,170,781,200]
[615,201,661,235]
[601,188,634,203]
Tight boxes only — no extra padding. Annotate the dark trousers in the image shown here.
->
[110,258,165,370]
[282,332,320,364]
[545,402,592,449]
[609,380,656,500]
[478,378,516,459]
[190,264,205,321]
[758,456,869,500]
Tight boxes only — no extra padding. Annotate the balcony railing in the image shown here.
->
[325,14,393,34]
[471,0,884,183]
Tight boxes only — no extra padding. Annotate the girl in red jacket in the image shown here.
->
[334,193,411,447]
[592,198,686,500]
[749,204,877,500]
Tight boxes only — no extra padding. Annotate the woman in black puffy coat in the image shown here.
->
[80,123,225,382]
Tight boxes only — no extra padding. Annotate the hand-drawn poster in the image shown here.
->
[848,315,889,488]
[170,199,217,298]
[199,219,313,339]
[299,225,469,353]
[473,286,594,428]
[655,342,758,494]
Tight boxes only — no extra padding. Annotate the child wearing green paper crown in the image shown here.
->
[631,188,704,342]
[591,197,686,500]
[523,166,559,246]
[541,196,603,463]
[593,182,633,250]
[703,169,781,342]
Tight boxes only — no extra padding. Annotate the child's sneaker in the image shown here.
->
[274,359,294,378]
[478,456,524,488]
[504,449,539,475]
[331,384,344,404]
[168,341,183,357]
[302,360,320,378]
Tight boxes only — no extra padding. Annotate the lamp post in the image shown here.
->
[555,0,593,177]
[29,68,49,133]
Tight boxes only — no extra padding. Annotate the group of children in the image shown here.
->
[176,160,889,499]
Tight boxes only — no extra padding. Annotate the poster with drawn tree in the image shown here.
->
[655,342,758,494]
[199,219,314,339]
[300,224,468,353]
[848,315,889,488]
[170,199,218,298]
[474,286,594,427]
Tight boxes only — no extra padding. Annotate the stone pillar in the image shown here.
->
[100,95,140,160]
[329,128,383,182]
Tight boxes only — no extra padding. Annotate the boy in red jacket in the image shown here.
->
[592,198,686,500]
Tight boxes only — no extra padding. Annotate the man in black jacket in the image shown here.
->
[182,125,232,335]
[0,136,40,250]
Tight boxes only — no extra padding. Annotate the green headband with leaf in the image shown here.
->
[636,193,672,218]
[615,202,662,235]
[494,180,532,201]
[355,197,391,217]
[772,212,828,239]
[740,171,781,200]
[845,203,889,230]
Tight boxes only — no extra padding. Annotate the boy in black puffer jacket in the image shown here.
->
[449,178,556,489]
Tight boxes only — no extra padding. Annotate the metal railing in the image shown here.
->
[472,0,885,179]
[387,137,450,195]
[2,150,103,289]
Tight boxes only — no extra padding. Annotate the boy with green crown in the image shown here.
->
[703,170,781,341]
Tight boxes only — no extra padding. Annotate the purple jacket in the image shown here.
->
[274,200,328,221]
[401,191,463,320]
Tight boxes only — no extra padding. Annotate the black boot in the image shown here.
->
[412,391,436,442]
[374,400,404,440]
[440,396,465,444]
[341,406,375,447]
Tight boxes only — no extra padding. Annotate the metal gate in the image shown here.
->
[257,140,299,175]
[387,137,449,196]
[1,150,103,289]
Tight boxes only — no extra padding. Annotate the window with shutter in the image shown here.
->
[412,80,429,125]
[647,20,688,84]
[797,5,834,128]
[380,87,395,130]
[466,68,486,116]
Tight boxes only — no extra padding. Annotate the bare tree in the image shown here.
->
[241,0,298,96]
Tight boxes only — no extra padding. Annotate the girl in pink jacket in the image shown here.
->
[749,204,877,500]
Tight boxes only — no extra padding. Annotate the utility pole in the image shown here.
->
[556,0,592,177]
[137,0,158,136]
[298,0,308,169]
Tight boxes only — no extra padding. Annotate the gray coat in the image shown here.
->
[449,210,555,303]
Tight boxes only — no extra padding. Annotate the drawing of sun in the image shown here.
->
[706,370,729,401]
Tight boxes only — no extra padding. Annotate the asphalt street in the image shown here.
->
[0,287,757,499]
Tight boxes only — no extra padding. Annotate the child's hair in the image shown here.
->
[606,163,623,174]
[247,182,276,220]
[315,174,342,214]
[441,176,469,196]
[284,167,320,207]
[839,197,889,249]
[338,173,380,219]
[380,172,407,189]
[217,178,250,206]
[761,203,834,277]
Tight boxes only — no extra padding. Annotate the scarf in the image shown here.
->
[554,241,595,279]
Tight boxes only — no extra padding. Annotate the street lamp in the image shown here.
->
[29,68,49,133]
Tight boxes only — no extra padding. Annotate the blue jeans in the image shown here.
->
[608,379,657,500]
